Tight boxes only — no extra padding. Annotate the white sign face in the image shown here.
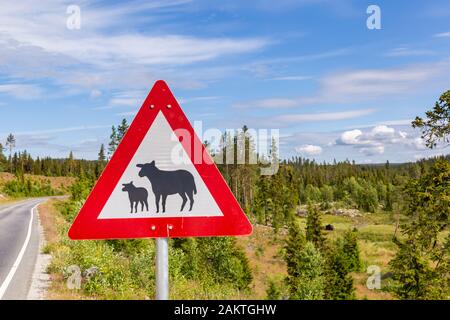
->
[98,111,223,219]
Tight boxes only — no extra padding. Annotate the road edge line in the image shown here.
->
[0,202,37,299]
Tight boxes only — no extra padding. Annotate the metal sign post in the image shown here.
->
[156,237,169,300]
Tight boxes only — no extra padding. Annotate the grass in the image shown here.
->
[39,197,408,300]
[236,208,401,300]
[39,199,253,300]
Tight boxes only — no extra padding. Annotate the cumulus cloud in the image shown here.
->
[338,129,362,144]
[295,144,323,156]
[335,125,426,156]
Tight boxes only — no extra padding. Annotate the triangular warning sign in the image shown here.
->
[69,80,252,239]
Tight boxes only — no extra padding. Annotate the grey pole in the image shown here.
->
[156,237,169,300]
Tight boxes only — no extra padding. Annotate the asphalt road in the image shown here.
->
[0,198,46,300]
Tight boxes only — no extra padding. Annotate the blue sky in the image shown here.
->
[0,0,450,163]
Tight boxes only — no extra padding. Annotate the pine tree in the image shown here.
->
[306,204,325,250]
[98,144,106,162]
[67,151,75,176]
[108,126,118,157]
[6,133,15,173]
[385,183,393,211]
[117,118,129,142]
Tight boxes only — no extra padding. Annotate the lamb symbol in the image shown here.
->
[121,181,149,213]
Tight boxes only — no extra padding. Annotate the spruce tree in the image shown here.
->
[341,229,362,272]
[98,144,106,162]
[6,133,15,173]
[390,159,450,299]
[108,125,118,157]
[324,239,355,300]
[306,204,325,250]
[285,220,325,299]
[117,118,129,142]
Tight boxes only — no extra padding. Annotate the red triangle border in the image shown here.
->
[68,80,253,239]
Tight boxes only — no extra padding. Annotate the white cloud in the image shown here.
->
[235,61,450,110]
[235,98,303,109]
[0,125,111,137]
[321,65,442,102]
[295,144,323,155]
[269,75,311,81]
[0,84,43,99]
[385,47,435,57]
[339,129,362,144]
[0,0,269,96]
[360,145,384,156]
[178,96,220,104]
[377,119,413,126]
[434,31,450,38]
[90,89,102,98]
[248,109,376,128]
[335,124,429,156]
[371,125,395,136]
[274,109,376,124]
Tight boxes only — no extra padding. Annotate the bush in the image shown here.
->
[2,176,61,197]
[266,280,281,300]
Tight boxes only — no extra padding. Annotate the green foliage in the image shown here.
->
[2,174,61,197]
[52,197,252,299]
[390,159,450,299]
[69,178,94,201]
[266,280,282,300]
[108,125,118,158]
[195,237,253,291]
[390,237,449,299]
[412,90,450,148]
[305,204,325,250]
[324,238,356,300]
[341,229,362,272]
[285,220,326,300]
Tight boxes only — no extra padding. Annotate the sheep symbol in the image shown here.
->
[136,161,197,213]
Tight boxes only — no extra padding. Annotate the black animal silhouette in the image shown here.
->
[136,161,197,213]
[121,181,149,213]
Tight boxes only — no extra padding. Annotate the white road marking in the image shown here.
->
[0,202,38,299]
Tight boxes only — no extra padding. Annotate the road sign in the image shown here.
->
[68,80,253,239]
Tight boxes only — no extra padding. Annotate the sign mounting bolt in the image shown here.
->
[167,104,171,109]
